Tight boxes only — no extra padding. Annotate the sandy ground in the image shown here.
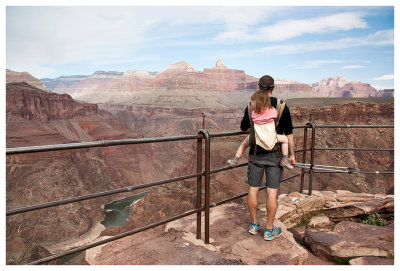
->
[44,222,106,254]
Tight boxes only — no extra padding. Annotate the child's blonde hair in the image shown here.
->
[251,90,272,114]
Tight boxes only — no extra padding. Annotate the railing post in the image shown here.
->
[307,122,316,195]
[299,126,308,193]
[196,131,203,240]
[198,129,211,244]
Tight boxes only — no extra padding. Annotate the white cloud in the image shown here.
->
[215,12,368,42]
[341,65,365,69]
[372,74,394,81]
[6,6,278,74]
[259,12,368,42]
[228,29,394,56]
[7,7,144,67]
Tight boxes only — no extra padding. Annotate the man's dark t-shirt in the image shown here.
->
[240,96,293,154]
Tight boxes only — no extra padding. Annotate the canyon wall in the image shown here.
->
[7,70,50,92]
[7,82,98,121]
[38,60,392,104]
[6,71,394,264]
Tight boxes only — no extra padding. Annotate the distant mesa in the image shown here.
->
[274,78,301,84]
[313,76,349,88]
[91,71,123,79]
[6,69,51,93]
[167,61,197,72]
[123,70,153,78]
[313,76,378,98]
[377,88,394,97]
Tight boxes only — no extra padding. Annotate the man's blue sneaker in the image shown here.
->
[264,226,282,241]
[248,222,260,235]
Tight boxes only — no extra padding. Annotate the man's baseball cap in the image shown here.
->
[258,75,274,90]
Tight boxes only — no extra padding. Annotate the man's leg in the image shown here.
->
[248,186,260,224]
[265,187,279,229]
[264,157,283,240]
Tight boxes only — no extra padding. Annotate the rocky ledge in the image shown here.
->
[81,190,393,265]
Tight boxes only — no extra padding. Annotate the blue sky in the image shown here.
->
[4,2,396,90]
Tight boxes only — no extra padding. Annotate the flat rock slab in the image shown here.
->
[167,203,308,265]
[304,221,394,260]
[323,198,394,219]
[89,203,308,265]
[349,256,394,265]
[86,227,226,265]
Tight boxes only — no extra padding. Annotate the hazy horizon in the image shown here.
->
[5,3,395,90]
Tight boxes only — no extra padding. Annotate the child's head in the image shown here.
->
[251,90,271,113]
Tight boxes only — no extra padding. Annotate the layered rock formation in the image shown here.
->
[377,89,394,97]
[40,60,324,104]
[5,78,200,264]
[312,76,378,97]
[6,72,394,265]
[7,70,50,92]
[202,60,258,91]
[39,61,390,103]
[6,82,98,121]
[40,71,123,95]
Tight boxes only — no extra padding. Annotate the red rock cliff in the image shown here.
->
[6,82,98,121]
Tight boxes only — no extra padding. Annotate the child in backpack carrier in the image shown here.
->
[227,90,293,170]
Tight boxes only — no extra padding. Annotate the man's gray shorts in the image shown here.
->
[247,150,283,189]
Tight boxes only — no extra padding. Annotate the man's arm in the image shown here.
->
[287,134,296,164]
[240,106,250,132]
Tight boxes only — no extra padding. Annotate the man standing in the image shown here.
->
[240,75,295,241]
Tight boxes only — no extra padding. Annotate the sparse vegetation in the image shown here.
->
[333,257,354,265]
[386,253,394,259]
[297,239,305,247]
[361,212,389,226]
[294,211,321,228]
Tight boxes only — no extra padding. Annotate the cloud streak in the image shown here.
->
[5,6,394,83]
[224,29,394,57]
[341,65,365,69]
[372,74,394,81]
[215,12,368,42]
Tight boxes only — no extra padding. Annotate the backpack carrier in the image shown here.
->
[248,98,286,163]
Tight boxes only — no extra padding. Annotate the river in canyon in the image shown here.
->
[101,192,148,227]
[61,192,148,263]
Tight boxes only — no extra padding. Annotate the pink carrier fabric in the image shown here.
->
[251,107,277,125]
[251,107,278,150]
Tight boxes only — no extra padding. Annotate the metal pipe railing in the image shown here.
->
[5,124,394,265]
[315,148,394,151]
[300,125,308,193]
[196,131,203,240]
[6,172,203,216]
[307,122,316,195]
[298,123,394,195]
[6,134,202,155]
[203,129,211,245]
[314,124,394,128]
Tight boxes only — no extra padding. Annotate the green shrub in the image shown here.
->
[361,212,388,226]
[333,257,353,265]
[294,210,322,228]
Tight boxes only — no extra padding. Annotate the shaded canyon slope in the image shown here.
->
[6,82,199,264]
[6,70,394,264]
